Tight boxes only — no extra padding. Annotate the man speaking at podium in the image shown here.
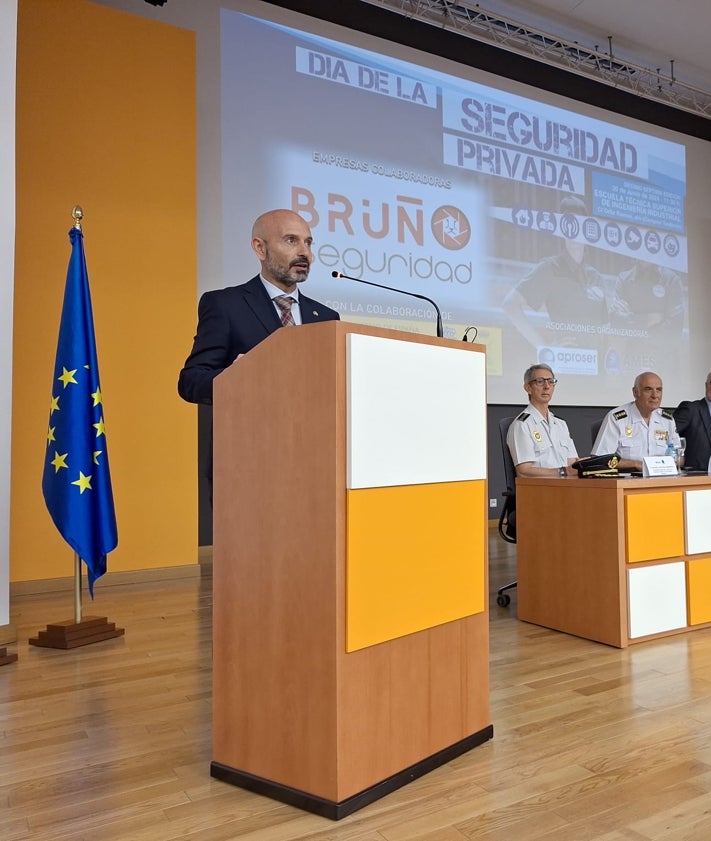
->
[178,208,339,406]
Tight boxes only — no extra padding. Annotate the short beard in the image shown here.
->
[265,257,309,287]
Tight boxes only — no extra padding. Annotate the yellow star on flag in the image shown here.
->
[47,426,56,445]
[50,452,69,473]
[71,472,92,494]
[49,395,60,415]
[58,367,78,388]
[91,387,102,407]
[93,450,102,465]
[93,416,106,437]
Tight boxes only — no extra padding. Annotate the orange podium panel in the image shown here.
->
[346,480,486,651]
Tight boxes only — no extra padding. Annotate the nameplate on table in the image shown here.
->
[642,456,677,478]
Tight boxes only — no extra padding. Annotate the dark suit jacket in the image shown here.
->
[674,398,711,470]
[178,275,340,405]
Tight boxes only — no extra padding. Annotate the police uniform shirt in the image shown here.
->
[515,250,607,325]
[507,403,578,469]
[612,265,683,335]
[592,401,680,461]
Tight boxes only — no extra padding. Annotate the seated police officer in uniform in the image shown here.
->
[507,364,579,477]
[592,371,682,473]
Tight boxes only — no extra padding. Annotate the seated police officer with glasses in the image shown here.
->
[507,364,579,477]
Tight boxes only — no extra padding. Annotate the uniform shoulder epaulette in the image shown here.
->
[516,411,530,421]
[613,409,628,420]
[661,408,674,419]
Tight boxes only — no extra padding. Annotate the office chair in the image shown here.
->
[496,416,518,607]
[590,418,604,449]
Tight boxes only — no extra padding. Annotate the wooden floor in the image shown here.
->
[3,534,711,841]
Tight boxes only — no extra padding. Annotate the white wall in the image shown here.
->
[1,0,18,626]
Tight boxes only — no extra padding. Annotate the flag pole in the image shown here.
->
[72,207,83,628]
[30,205,123,649]
[74,553,83,624]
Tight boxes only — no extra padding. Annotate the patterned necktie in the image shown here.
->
[274,295,296,327]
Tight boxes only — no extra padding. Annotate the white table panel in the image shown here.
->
[685,489,711,555]
[628,562,686,639]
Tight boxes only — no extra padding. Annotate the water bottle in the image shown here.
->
[666,440,677,470]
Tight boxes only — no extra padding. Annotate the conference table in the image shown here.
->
[515,473,711,647]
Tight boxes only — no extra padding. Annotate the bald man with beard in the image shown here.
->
[178,209,340,491]
[178,209,339,405]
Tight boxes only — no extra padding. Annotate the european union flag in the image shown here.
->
[42,226,118,596]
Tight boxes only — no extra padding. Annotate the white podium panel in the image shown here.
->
[346,333,486,489]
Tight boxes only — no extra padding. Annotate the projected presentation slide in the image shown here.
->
[221,10,688,404]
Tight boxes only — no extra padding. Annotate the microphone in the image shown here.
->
[462,326,478,342]
[331,271,443,338]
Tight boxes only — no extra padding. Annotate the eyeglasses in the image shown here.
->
[529,377,557,386]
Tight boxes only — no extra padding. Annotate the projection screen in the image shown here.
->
[219,5,711,406]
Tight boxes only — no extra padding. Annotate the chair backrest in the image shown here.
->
[498,416,518,543]
[591,418,604,448]
[499,416,518,494]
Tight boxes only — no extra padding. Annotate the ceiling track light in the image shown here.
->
[361,0,711,120]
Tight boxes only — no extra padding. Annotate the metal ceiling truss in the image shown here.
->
[362,0,711,119]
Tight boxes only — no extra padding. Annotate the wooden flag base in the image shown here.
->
[0,646,18,665]
[29,616,125,649]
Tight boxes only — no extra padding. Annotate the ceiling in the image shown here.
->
[482,0,711,93]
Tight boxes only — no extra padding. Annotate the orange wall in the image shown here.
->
[12,0,198,582]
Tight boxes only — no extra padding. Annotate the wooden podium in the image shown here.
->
[210,321,492,819]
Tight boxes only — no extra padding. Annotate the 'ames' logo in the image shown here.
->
[431,205,471,250]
